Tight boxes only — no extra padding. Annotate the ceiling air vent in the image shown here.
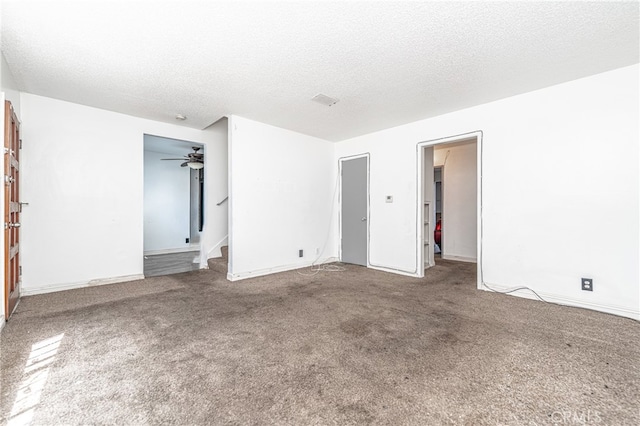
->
[311,93,339,107]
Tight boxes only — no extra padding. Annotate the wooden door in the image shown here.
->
[4,100,20,320]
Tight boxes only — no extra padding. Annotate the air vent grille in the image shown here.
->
[311,93,339,107]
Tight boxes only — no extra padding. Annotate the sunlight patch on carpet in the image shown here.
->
[8,333,64,426]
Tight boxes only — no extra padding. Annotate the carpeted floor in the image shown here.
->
[1,260,638,425]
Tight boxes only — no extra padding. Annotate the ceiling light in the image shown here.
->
[175,114,187,120]
[311,94,339,107]
[187,161,204,170]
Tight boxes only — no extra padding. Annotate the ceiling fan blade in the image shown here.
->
[161,158,186,161]
[181,162,188,167]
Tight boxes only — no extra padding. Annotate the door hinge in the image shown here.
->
[19,139,22,149]
[19,266,22,276]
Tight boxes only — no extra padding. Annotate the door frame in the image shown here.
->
[416,131,483,288]
[338,153,370,266]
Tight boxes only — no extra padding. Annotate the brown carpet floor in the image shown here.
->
[1,260,639,425]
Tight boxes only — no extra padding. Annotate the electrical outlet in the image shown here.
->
[185,238,190,244]
[299,249,304,258]
[581,278,593,291]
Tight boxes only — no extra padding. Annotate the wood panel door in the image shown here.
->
[4,100,21,320]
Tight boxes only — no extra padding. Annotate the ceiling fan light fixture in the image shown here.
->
[187,161,204,170]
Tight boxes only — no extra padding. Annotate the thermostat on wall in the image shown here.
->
[386,195,393,203]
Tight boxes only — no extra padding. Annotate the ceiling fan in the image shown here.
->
[161,146,204,169]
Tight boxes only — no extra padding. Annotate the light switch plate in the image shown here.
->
[386,195,393,203]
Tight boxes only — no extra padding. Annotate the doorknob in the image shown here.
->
[8,222,20,228]
[361,217,367,221]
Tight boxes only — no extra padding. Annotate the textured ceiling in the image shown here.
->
[2,1,638,142]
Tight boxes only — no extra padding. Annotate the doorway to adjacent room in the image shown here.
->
[143,134,205,277]
[418,132,480,278]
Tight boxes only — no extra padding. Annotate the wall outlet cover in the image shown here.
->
[581,278,593,291]
[299,249,304,258]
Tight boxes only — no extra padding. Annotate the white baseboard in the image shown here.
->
[21,274,145,296]
[442,254,477,263]
[480,281,639,321]
[227,257,333,281]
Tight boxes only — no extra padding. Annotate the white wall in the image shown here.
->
[199,117,229,266]
[434,142,477,261]
[335,64,639,320]
[336,134,421,275]
[19,93,214,294]
[228,115,336,280]
[2,52,20,116]
[143,149,191,252]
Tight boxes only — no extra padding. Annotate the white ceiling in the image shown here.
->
[2,1,638,142]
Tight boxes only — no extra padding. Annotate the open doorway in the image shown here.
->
[143,134,205,277]
[418,132,480,275]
